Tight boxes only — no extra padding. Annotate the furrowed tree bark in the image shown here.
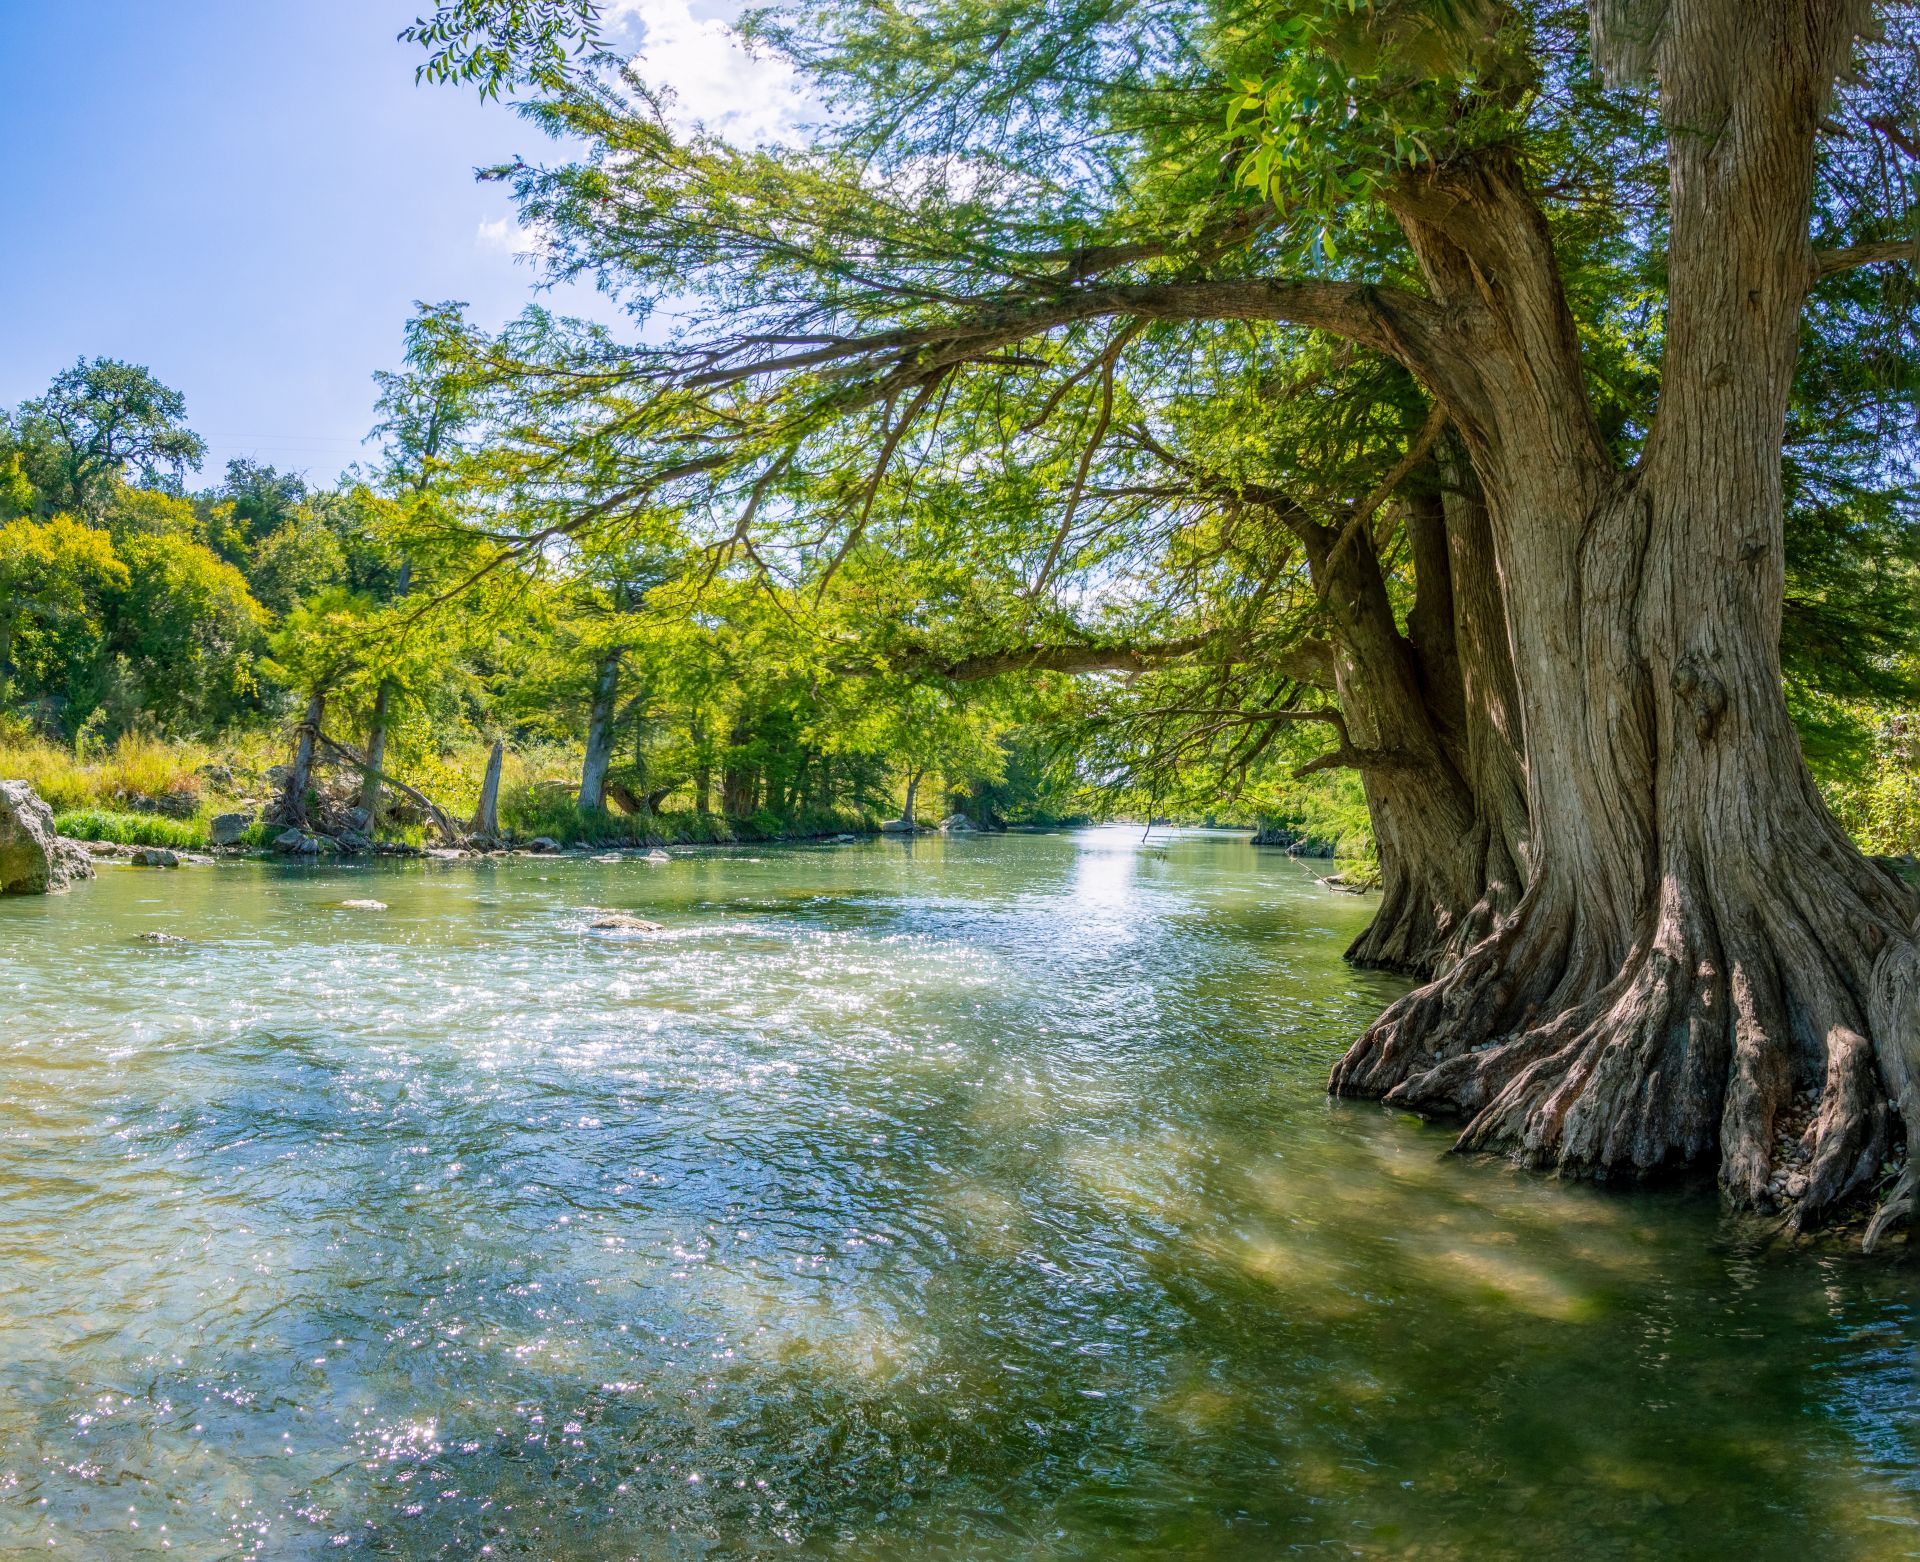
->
[1331,2,1920,1238]
[1302,491,1482,976]
[577,648,623,811]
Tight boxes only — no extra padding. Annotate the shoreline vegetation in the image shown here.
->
[1,724,1395,877]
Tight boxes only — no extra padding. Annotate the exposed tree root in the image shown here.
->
[1332,852,1920,1246]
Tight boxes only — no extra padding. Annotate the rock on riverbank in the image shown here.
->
[0,780,97,894]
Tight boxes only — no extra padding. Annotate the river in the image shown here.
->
[1,827,1915,1557]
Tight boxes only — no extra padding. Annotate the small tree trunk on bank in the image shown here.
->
[359,561,411,825]
[286,689,325,828]
[794,748,816,817]
[901,767,923,826]
[360,682,392,823]
[721,714,756,817]
[578,649,623,811]
[471,740,504,839]
[690,713,712,814]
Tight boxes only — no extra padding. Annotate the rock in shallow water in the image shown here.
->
[337,899,388,911]
[0,780,96,894]
[589,911,664,932]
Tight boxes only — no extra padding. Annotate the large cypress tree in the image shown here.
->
[419,1,1920,1240]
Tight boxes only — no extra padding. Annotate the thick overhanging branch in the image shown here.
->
[893,631,1219,682]
[1813,237,1920,279]
[681,278,1447,399]
[878,631,1335,689]
[1293,743,1422,779]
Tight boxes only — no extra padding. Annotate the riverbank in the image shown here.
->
[0,731,894,854]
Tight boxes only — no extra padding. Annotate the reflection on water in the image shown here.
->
[0,826,1914,1558]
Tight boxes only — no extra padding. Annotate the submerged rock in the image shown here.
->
[337,899,388,911]
[0,780,96,894]
[135,931,188,945]
[589,911,664,932]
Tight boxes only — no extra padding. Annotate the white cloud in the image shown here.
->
[605,0,815,146]
[476,215,548,257]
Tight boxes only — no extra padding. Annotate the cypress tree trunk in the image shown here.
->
[1307,466,1529,978]
[721,713,756,817]
[471,739,504,840]
[360,562,411,825]
[577,649,623,811]
[286,689,325,829]
[1332,5,1920,1235]
[690,713,712,814]
[360,683,391,823]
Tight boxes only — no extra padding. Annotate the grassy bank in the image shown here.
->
[0,730,276,848]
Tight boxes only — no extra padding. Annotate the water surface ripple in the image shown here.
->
[1,828,1915,1557]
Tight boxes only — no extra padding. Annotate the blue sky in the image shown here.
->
[0,0,805,488]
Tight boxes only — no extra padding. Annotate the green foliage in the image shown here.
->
[0,513,130,718]
[5,0,1911,874]
[247,512,349,615]
[1826,709,1920,860]
[112,533,267,732]
[221,459,309,545]
[12,358,206,521]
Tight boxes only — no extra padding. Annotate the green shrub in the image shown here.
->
[236,819,278,848]
[53,809,207,848]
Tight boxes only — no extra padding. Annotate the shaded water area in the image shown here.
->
[1,827,1916,1558]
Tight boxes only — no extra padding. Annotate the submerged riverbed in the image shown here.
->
[1,827,1915,1558]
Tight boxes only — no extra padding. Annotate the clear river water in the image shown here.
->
[1,827,1916,1559]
